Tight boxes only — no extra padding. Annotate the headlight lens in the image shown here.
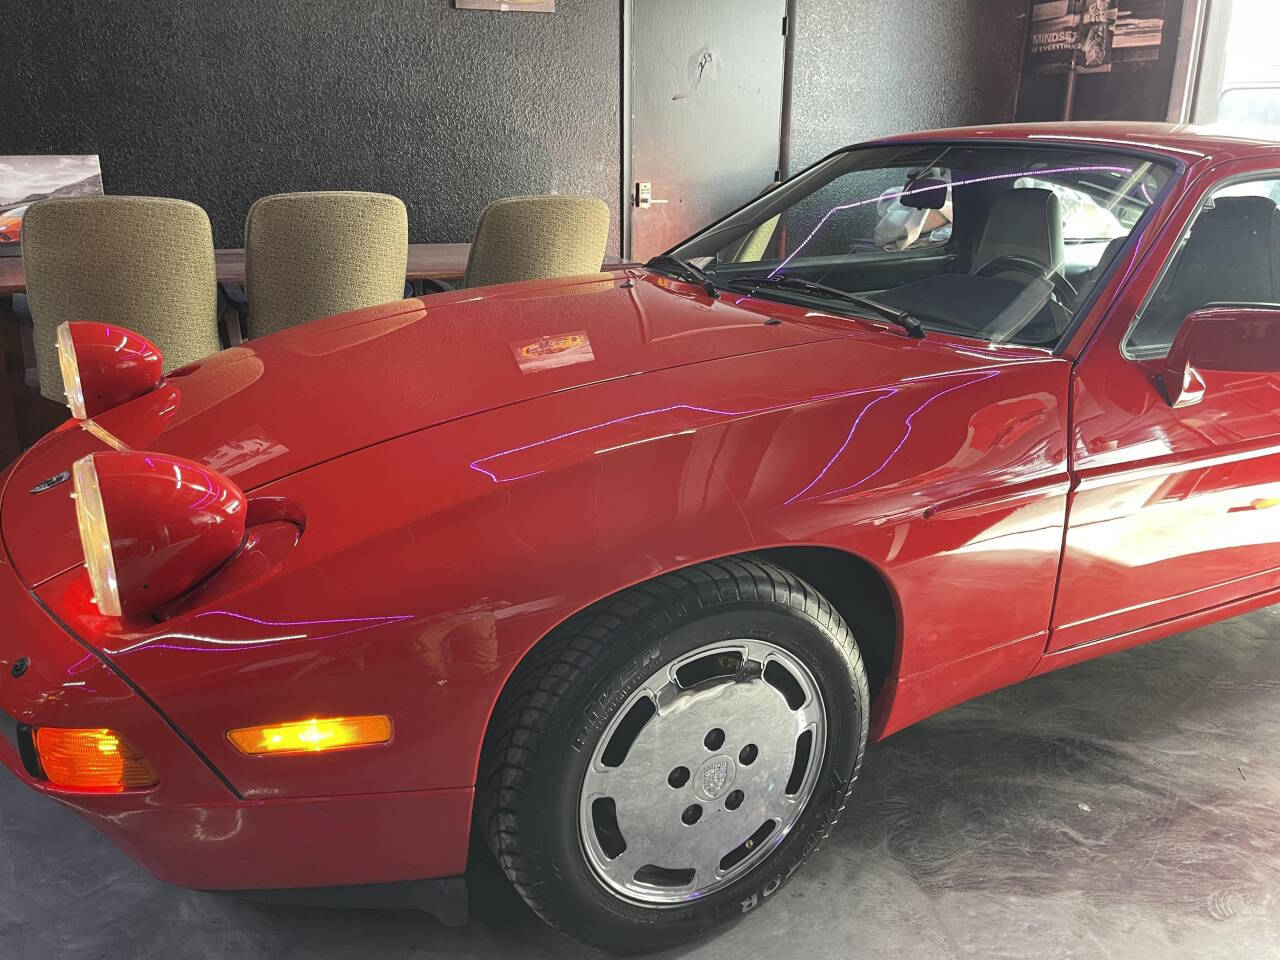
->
[56,322,87,420]
[71,455,121,617]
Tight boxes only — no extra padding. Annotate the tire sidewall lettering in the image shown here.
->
[571,641,661,752]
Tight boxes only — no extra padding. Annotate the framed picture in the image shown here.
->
[0,155,104,257]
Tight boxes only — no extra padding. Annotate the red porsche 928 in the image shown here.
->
[2,123,1279,951]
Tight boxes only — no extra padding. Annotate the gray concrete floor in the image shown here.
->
[4,606,1280,959]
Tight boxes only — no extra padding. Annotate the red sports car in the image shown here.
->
[0,204,27,244]
[3,123,1280,951]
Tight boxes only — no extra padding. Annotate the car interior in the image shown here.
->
[870,185,1073,345]
[687,148,1172,348]
[1126,194,1280,355]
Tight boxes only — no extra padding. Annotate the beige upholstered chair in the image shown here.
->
[462,195,610,288]
[23,196,221,403]
[243,191,408,339]
[729,182,782,262]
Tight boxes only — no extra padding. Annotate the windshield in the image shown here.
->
[666,143,1174,348]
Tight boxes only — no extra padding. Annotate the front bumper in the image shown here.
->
[0,547,472,891]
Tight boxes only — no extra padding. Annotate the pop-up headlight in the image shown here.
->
[71,451,247,618]
[56,321,163,420]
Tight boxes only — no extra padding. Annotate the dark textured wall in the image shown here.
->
[6,1,1021,256]
[5,0,622,253]
[790,0,1028,169]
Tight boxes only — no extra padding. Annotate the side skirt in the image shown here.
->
[1033,582,1280,677]
[207,875,469,927]
[870,632,1045,740]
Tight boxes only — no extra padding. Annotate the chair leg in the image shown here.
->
[0,294,30,465]
[217,282,248,346]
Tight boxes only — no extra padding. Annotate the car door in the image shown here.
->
[1051,159,1280,652]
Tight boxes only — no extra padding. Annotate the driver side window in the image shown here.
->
[1125,176,1280,358]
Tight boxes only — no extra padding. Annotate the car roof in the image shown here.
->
[861,121,1280,165]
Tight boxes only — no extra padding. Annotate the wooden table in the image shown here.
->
[211,243,479,289]
[0,243,628,465]
[1,242,477,296]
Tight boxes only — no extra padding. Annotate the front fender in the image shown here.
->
[38,340,1070,798]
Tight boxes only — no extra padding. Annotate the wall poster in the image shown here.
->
[1026,0,1168,75]
[1017,0,1181,122]
[0,155,103,256]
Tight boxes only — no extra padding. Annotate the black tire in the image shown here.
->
[479,556,870,952]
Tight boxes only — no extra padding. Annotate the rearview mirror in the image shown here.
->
[900,177,949,210]
[1160,305,1280,407]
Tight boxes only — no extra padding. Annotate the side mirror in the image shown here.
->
[1159,305,1280,407]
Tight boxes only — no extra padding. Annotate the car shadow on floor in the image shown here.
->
[3,605,1279,960]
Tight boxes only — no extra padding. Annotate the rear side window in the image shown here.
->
[1125,176,1280,358]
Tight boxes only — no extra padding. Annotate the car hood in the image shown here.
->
[3,270,847,586]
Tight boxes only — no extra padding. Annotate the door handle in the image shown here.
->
[634,182,669,209]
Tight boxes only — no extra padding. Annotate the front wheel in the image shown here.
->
[480,557,869,951]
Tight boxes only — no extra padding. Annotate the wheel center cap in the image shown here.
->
[694,754,737,801]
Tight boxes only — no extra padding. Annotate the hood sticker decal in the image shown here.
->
[511,331,594,374]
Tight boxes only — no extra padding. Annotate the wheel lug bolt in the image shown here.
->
[682,804,703,825]
[668,766,690,788]
[704,728,725,751]
[739,744,758,765]
[725,789,744,811]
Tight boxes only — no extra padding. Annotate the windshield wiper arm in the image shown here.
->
[645,254,720,299]
[731,273,926,339]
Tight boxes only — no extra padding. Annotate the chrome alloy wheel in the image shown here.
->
[578,640,827,904]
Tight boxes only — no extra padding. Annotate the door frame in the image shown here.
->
[1166,0,1211,122]
[1049,155,1280,657]
[619,0,796,261]
[620,0,634,260]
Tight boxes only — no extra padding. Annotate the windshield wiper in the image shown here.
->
[729,273,926,339]
[645,254,720,299]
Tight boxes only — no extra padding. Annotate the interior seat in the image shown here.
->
[1087,235,1128,285]
[1133,195,1280,350]
[870,187,1067,343]
[971,187,1065,276]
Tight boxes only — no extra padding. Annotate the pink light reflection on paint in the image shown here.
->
[470,387,895,484]
[813,369,1002,501]
[193,610,413,628]
[103,609,417,656]
[65,653,99,676]
[783,389,897,505]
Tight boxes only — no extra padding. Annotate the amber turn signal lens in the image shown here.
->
[34,728,157,791]
[226,715,392,756]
